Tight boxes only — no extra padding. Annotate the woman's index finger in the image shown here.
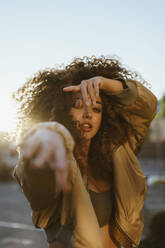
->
[63,85,80,92]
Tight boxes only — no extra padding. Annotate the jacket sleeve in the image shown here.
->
[13,122,75,212]
[109,79,157,153]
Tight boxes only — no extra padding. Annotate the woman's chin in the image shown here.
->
[82,132,94,140]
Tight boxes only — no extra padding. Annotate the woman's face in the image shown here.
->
[69,92,103,140]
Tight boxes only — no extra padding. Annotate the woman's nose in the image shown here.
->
[82,107,92,119]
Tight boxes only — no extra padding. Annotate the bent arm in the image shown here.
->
[108,79,157,153]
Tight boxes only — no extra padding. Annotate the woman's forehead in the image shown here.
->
[72,92,102,104]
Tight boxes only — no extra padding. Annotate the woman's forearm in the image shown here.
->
[100,77,124,93]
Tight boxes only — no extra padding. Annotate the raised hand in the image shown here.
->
[63,76,124,106]
[63,76,104,106]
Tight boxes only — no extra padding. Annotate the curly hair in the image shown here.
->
[14,56,147,180]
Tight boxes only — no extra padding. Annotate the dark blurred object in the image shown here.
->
[0,131,18,181]
[139,118,165,159]
[139,211,165,248]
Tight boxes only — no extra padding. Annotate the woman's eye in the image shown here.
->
[72,102,77,108]
[93,107,101,113]
[73,99,82,108]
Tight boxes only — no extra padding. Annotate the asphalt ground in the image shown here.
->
[0,182,48,248]
[0,160,165,248]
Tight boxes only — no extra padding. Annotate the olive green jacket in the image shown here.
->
[14,80,157,248]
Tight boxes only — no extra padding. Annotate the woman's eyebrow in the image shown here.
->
[96,101,102,105]
[73,98,102,105]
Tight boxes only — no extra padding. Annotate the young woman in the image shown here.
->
[13,56,157,248]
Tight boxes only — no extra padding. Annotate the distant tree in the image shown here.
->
[157,96,165,118]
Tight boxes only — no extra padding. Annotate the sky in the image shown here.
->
[0,0,165,132]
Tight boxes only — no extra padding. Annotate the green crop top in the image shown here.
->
[45,187,114,245]
[88,188,113,227]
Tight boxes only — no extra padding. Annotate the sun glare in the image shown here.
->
[0,95,17,134]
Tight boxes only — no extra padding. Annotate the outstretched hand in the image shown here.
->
[20,129,71,192]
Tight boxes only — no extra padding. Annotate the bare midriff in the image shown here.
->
[100,225,117,248]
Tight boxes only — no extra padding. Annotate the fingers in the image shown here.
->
[32,143,51,167]
[21,138,40,161]
[63,85,80,92]
[51,144,71,192]
[51,140,67,170]
[81,79,99,106]
[63,77,102,106]
[93,79,100,97]
[55,170,71,192]
[87,80,96,105]
[81,81,90,106]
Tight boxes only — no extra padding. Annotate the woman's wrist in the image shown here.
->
[100,77,124,94]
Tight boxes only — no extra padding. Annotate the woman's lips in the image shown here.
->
[80,123,93,132]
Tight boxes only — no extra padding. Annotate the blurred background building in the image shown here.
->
[139,95,165,161]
